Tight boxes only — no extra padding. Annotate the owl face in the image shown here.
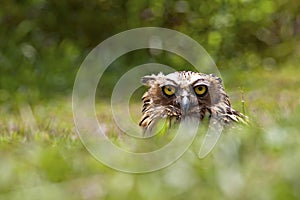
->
[139,71,247,133]
[141,71,224,116]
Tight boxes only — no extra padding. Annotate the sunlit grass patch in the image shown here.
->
[1,66,300,199]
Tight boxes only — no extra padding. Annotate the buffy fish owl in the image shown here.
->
[139,71,247,134]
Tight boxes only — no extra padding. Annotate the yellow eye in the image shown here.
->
[162,85,176,96]
[194,85,207,96]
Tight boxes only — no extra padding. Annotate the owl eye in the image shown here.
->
[162,85,176,96]
[194,85,208,96]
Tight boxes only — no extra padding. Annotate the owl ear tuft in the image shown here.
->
[209,74,222,83]
[141,75,157,86]
[216,77,222,83]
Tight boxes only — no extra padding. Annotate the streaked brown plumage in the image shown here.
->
[139,71,247,134]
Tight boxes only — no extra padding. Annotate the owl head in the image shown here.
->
[139,71,243,133]
[141,71,227,113]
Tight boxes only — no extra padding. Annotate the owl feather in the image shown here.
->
[139,71,248,135]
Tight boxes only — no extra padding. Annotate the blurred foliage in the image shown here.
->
[1,0,300,106]
[0,67,300,199]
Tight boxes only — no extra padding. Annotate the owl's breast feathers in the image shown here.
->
[139,91,181,131]
[208,103,248,125]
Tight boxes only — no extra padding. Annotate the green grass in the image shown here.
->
[1,67,300,200]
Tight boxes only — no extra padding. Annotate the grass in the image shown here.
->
[0,66,300,200]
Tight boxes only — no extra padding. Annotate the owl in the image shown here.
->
[139,71,247,134]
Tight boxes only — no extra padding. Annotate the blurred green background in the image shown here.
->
[1,0,300,199]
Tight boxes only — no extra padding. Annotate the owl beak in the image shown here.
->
[181,96,190,115]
